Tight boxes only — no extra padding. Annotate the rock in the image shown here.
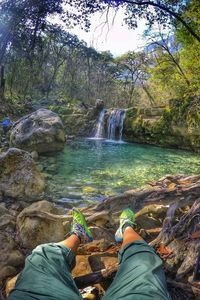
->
[0,232,24,281]
[134,204,168,230]
[6,250,25,267]
[136,215,162,230]
[135,204,168,219]
[0,203,10,215]
[86,210,112,227]
[17,200,66,250]
[72,253,118,278]
[78,239,113,255]
[31,150,39,160]
[0,214,15,230]
[89,226,115,243]
[1,266,17,281]
[0,148,45,200]
[10,109,66,153]
[95,99,105,110]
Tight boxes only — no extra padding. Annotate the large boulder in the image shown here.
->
[0,148,45,199]
[10,109,66,153]
[17,200,66,250]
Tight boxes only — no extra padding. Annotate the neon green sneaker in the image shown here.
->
[70,208,93,243]
[115,208,136,243]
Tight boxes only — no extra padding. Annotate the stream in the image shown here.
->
[38,139,200,209]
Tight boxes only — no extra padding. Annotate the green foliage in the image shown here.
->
[0,0,199,115]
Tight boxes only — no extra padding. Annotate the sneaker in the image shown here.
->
[70,207,93,243]
[115,208,136,243]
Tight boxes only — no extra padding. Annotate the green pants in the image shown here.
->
[8,241,171,300]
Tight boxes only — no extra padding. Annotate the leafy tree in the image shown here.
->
[0,0,63,100]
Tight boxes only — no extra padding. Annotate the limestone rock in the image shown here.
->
[10,109,66,153]
[17,200,66,250]
[0,148,45,199]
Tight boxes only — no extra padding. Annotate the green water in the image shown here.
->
[38,139,200,208]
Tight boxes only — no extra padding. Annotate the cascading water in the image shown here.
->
[94,109,106,138]
[107,109,126,140]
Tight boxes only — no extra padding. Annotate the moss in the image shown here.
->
[126,107,140,118]
[48,105,74,115]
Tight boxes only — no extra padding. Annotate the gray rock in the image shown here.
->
[17,200,65,250]
[0,232,24,281]
[0,148,45,199]
[10,109,66,153]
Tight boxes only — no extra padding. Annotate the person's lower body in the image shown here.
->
[8,208,171,300]
[8,243,82,300]
[103,240,171,300]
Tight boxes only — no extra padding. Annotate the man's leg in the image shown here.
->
[103,209,171,300]
[8,208,93,300]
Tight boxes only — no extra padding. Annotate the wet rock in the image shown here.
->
[10,109,66,153]
[0,148,45,200]
[16,200,66,250]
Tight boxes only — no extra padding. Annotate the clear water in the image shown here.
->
[38,139,200,209]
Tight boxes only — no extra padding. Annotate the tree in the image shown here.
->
[146,30,190,86]
[115,51,154,106]
[0,0,63,100]
[64,0,200,43]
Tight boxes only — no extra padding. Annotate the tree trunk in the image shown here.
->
[142,84,155,106]
[0,65,5,101]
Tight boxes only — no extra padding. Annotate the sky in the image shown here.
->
[50,8,148,57]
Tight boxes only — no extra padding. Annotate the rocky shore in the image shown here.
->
[0,106,199,299]
[0,174,199,299]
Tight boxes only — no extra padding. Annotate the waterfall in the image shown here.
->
[94,109,106,138]
[107,109,126,140]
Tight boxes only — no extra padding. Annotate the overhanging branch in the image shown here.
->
[121,0,200,43]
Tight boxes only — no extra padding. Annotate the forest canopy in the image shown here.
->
[0,0,199,108]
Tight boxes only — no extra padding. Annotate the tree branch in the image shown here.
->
[122,0,200,43]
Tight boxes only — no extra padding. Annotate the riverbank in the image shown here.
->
[1,174,200,299]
